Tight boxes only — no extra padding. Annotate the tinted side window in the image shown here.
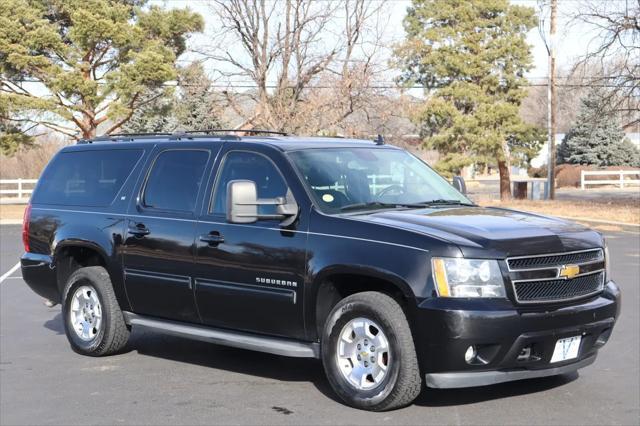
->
[143,150,209,212]
[32,149,143,207]
[212,152,288,215]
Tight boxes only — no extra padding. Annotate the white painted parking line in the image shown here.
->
[4,276,23,280]
[0,262,21,284]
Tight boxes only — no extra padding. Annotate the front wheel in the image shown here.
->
[321,291,422,411]
[61,266,129,356]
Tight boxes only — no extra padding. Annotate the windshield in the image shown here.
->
[288,148,471,213]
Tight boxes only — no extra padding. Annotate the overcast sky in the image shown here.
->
[150,0,627,87]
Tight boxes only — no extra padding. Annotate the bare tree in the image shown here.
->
[198,0,390,134]
[569,0,639,129]
[520,76,588,134]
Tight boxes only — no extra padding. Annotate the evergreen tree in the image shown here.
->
[394,0,542,200]
[0,0,203,139]
[173,63,222,131]
[122,63,223,133]
[1,103,35,155]
[120,89,178,133]
[0,122,35,155]
[558,88,640,167]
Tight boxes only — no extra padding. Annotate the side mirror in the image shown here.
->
[226,180,298,226]
[227,180,259,223]
[452,176,467,195]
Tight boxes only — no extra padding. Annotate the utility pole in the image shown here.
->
[546,0,558,199]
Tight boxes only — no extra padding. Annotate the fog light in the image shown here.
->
[464,345,477,364]
[517,345,532,361]
[595,328,612,347]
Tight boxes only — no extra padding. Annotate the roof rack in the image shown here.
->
[100,132,174,138]
[87,129,289,142]
[182,129,288,136]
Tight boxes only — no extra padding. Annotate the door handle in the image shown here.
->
[128,223,150,237]
[199,232,224,246]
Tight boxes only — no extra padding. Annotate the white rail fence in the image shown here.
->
[580,170,640,190]
[0,179,38,204]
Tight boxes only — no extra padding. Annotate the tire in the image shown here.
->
[321,291,422,411]
[61,266,129,356]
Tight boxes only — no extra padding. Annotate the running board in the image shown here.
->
[122,312,319,358]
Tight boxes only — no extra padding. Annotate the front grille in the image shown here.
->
[506,248,606,304]
[513,271,605,303]
[507,249,603,270]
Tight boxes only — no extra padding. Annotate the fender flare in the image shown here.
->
[311,264,415,298]
[307,264,417,339]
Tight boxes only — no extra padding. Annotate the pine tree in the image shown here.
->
[0,0,203,139]
[395,0,543,200]
[120,89,178,133]
[173,63,222,131]
[121,63,223,134]
[558,88,640,167]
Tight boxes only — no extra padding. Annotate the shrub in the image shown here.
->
[555,164,592,188]
[0,138,67,179]
[528,165,547,178]
[554,164,639,188]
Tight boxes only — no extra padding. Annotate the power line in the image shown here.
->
[3,78,634,90]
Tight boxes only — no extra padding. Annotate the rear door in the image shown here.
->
[122,146,219,323]
[192,147,308,339]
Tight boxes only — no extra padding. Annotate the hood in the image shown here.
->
[353,206,603,258]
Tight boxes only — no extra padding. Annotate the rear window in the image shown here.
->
[32,149,143,206]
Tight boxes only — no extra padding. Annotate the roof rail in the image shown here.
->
[87,129,289,142]
[183,129,289,136]
[100,132,174,138]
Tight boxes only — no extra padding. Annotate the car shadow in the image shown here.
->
[43,311,65,335]
[42,313,580,407]
[128,328,580,407]
[414,372,579,407]
[126,328,343,404]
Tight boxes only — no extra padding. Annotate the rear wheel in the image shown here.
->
[321,291,422,411]
[61,266,129,356]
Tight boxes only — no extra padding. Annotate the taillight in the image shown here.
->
[22,204,31,252]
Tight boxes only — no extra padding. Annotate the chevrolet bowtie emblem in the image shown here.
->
[559,264,580,279]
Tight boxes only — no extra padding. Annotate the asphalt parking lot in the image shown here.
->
[1,224,639,425]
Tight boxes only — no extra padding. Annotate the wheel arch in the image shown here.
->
[54,240,111,296]
[310,265,417,341]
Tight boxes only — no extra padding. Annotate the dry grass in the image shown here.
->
[477,197,640,225]
[0,204,27,222]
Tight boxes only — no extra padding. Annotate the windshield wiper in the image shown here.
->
[339,201,428,212]
[418,199,477,207]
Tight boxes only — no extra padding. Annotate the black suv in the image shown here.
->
[21,132,620,411]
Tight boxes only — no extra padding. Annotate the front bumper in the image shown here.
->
[414,281,620,388]
[426,353,596,388]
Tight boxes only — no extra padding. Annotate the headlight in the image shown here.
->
[604,244,611,282]
[432,257,506,298]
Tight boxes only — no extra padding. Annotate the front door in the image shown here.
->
[193,149,307,339]
[122,147,215,323]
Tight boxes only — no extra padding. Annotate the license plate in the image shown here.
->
[550,336,582,363]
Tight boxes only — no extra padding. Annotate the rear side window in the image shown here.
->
[142,150,209,213]
[32,149,143,206]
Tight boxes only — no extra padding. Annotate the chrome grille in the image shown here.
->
[513,272,605,303]
[506,248,606,304]
[507,248,603,270]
